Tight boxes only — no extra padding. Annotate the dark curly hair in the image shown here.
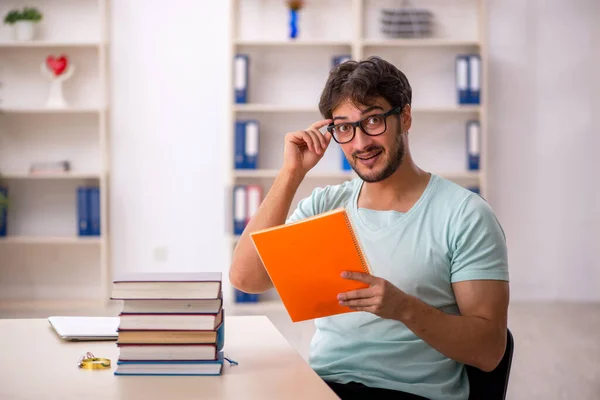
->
[318,56,412,119]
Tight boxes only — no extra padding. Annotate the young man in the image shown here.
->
[229,56,509,400]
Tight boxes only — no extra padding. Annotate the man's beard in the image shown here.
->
[351,133,405,183]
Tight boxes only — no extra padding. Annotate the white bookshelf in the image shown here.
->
[0,0,110,313]
[227,0,487,305]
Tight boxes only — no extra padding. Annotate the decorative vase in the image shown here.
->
[14,21,35,41]
[289,8,299,39]
[41,55,75,108]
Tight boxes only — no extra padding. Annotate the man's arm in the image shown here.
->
[338,275,509,372]
[396,279,509,372]
[229,119,333,294]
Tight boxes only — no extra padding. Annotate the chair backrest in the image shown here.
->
[466,329,514,400]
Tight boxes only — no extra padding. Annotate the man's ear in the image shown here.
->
[401,104,412,133]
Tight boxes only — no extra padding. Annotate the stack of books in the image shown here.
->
[110,272,225,376]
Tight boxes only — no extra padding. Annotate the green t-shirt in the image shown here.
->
[286,173,509,400]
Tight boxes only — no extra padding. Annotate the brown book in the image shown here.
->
[116,329,219,345]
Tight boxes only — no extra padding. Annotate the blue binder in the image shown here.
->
[466,120,480,171]
[244,120,259,169]
[468,54,481,104]
[233,185,246,235]
[234,121,246,169]
[234,54,249,104]
[234,289,259,303]
[89,187,101,236]
[456,55,469,105]
[0,186,7,237]
[341,149,351,171]
[77,187,90,236]
[332,55,351,67]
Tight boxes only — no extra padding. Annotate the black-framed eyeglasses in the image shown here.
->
[327,105,403,144]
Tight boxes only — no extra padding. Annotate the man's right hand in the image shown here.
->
[282,119,334,177]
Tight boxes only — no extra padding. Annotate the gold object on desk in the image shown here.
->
[78,352,111,370]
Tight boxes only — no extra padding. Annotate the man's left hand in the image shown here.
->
[337,271,409,320]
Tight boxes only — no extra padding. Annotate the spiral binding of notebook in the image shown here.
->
[341,208,372,275]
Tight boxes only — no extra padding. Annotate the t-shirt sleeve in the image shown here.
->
[450,194,509,283]
[286,186,326,224]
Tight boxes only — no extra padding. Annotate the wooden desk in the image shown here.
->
[0,316,339,400]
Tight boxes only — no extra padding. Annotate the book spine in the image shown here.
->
[234,54,249,104]
[89,187,101,236]
[244,120,259,169]
[234,121,246,169]
[0,186,7,237]
[77,187,90,236]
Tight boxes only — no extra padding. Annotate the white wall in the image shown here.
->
[109,0,231,297]
[109,0,600,302]
[486,0,600,301]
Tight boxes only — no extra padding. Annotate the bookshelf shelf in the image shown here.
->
[0,40,103,48]
[0,106,105,114]
[0,236,103,245]
[234,104,319,113]
[361,38,481,48]
[234,169,354,179]
[234,105,481,114]
[228,0,487,307]
[0,173,102,180]
[411,106,481,113]
[0,0,111,313]
[235,39,352,47]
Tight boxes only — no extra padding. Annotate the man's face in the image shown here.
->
[332,97,406,183]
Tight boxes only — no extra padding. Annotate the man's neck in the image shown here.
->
[357,157,430,213]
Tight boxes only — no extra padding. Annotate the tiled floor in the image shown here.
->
[2,301,599,399]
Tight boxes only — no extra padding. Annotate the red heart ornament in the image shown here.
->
[46,55,68,76]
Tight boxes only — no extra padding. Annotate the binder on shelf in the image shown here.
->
[341,150,351,171]
[244,120,259,169]
[466,120,480,171]
[245,185,262,226]
[468,54,481,104]
[77,187,91,236]
[233,185,247,235]
[332,55,351,67]
[234,54,249,104]
[234,289,259,303]
[234,120,259,169]
[0,186,7,237]
[77,187,101,236]
[89,187,101,236]
[468,186,480,195]
[456,55,469,105]
[234,121,246,169]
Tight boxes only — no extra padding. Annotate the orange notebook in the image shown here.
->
[250,208,372,322]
